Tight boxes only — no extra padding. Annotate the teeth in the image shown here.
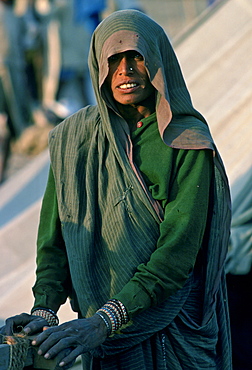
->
[119,83,137,89]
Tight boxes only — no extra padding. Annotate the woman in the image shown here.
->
[1,10,232,370]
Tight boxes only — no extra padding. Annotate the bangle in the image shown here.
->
[103,303,122,327]
[98,307,117,333]
[112,299,129,324]
[31,308,59,327]
[95,312,112,336]
[96,299,129,335]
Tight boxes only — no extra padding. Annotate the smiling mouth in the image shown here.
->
[118,83,138,89]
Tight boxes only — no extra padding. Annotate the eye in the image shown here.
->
[135,53,143,60]
[129,51,143,61]
[108,54,120,63]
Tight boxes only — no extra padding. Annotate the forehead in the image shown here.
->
[101,32,144,59]
[109,50,143,58]
[99,30,147,87]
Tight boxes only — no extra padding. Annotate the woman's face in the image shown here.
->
[105,50,155,108]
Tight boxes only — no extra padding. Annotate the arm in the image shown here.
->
[32,166,71,313]
[18,149,213,368]
[113,148,213,317]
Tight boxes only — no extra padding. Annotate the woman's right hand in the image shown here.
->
[0,312,49,337]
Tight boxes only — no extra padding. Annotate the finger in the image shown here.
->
[32,325,60,346]
[37,332,69,357]
[57,346,84,368]
[53,348,74,369]
[5,313,30,335]
[23,317,49,335]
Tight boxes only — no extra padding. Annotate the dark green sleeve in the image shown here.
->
[113,149,213,318]
[32,167,71,313]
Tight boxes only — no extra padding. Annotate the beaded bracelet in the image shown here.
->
[96,299,129,335]
[106,301,124,325]
[109,299,129,325]
[31,308,59,327]
[112,299,129,324]
[95,311,112,336]
[104,303,122,327]
[98,307,118,332]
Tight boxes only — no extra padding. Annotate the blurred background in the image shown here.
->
[0,0,251,368]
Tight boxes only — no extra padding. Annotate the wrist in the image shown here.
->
[95,311,112,337]
[31,307,59,327]
[96,299,129,335]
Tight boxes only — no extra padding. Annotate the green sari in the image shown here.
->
[38,9,232,369]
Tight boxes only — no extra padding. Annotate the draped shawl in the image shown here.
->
[48,10,232,369]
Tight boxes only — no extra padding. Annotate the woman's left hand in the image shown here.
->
[32,315,107,368]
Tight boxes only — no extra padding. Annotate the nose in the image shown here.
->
[118,57,133,75]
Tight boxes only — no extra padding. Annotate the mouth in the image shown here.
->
[118,82,138,89]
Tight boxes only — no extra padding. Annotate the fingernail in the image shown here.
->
[44,353,50,359]
[38,349,42,355]
[32,340,36,345]
[23,328,31,334]
[59,362,65,367]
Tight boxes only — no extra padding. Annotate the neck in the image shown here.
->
[116,93,156,125]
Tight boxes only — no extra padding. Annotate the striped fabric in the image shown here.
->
[49,10,232,370]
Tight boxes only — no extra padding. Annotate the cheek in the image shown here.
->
[108,71,118,89]
[104,73,114,93]
[138,68,151,84]
[105,72,111,85]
